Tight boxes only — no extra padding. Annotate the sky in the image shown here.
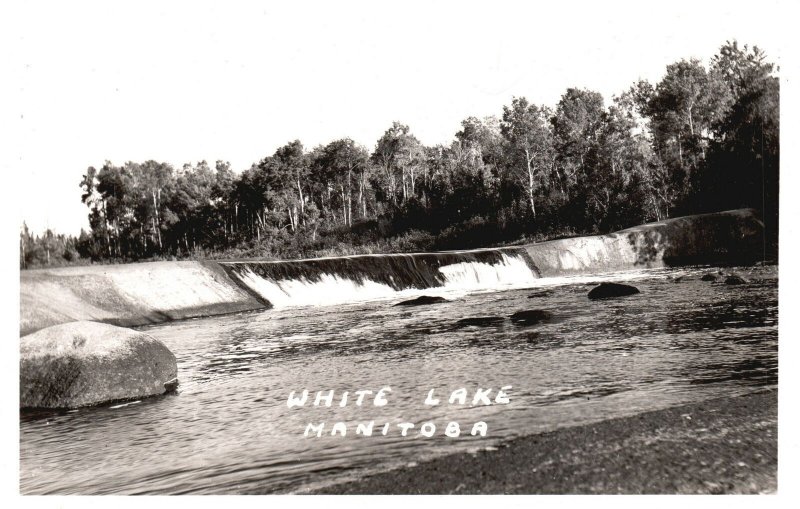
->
[6,0,790,235]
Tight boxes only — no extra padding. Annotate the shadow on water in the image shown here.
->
[662,302,776,335]
[688,357,777,386]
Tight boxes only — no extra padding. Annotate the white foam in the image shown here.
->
[235,270,404,307]
[234,253,541,308]
[438,253,539,291]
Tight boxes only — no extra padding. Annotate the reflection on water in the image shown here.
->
[20,265,777,494]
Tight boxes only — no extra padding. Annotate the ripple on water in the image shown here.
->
[20,265,778,494]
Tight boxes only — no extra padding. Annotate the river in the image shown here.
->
[20,264,777,494]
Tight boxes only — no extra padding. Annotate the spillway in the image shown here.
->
[19,209,766,335]
[219,250,539,308]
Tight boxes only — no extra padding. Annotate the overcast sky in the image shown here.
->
[8,0,788,235]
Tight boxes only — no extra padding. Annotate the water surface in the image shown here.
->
[20,265,778,494]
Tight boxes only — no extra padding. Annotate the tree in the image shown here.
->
[645,59,730,208]
[169,161,216,252]
[706,41,779,250]
[610,94,674,221]
[135,160,176,252]
[20,222,33,269]
[371,122,424,206]
[211,160,237,245]
[500,97,555,217]
[552,88,606,203]
[312,138,370,225]
[274,140,310,231]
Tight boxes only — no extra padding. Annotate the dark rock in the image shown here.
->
[20,321,178,409]
[395,296,448,306]
[510,310,553,326]
[527,290,555,298]
[701,274,718,282]
[164,377,180,392]
[455,316,506,328]
[725,275,747,285]
[588,282,640,300]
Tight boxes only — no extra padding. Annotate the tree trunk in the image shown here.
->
[340,185,347,226]
[359,171,366,218]
[296,179,305,225]
[526,149,536,218]
[152,190,163,250]
[347,169,353,226]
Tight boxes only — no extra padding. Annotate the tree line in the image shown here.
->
[20,41,778,268]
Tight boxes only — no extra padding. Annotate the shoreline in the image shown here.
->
[313,389,777,494]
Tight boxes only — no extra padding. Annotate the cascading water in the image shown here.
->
[436,253,539,291]
[219,249,541,308]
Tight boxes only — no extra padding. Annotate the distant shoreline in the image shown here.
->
[313,389,777,494]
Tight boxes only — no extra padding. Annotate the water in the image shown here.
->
[220,249,539,307]
[19,265,778,494]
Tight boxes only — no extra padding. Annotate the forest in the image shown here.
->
[20,41,778,268]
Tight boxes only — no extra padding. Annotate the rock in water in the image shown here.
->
[394,296,448,306]
[587,282,640,300]
[20,321,178,409]
[509,310,553,326]
[725,275,747,285]
[701,274,718,282]
[455,316,506,328]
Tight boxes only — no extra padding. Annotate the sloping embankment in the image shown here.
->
[20,209,764,336]
[524,208,764,276]
[20,261,268,336]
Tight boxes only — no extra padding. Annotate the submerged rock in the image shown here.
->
[701,274,718,282]
[394,296,448,307]
[588,282,640,300]
[20,321,178,409]
[509,310,553,326]
[725,275,747,285]
[455,316,506,328]
[527,290,555,298]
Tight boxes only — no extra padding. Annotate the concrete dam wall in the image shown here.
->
[20,209,765,336]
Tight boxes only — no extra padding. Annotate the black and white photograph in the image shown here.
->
[5,0,797,502]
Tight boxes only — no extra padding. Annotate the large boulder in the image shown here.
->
[20,321,178,409]
[588,282,640,300]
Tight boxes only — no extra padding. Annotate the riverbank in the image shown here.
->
[314,389,777,494]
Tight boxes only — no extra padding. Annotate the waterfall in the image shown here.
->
[219,249,540,308]
[437,253,539,291]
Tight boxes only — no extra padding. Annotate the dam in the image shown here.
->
[20,208,764,336]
